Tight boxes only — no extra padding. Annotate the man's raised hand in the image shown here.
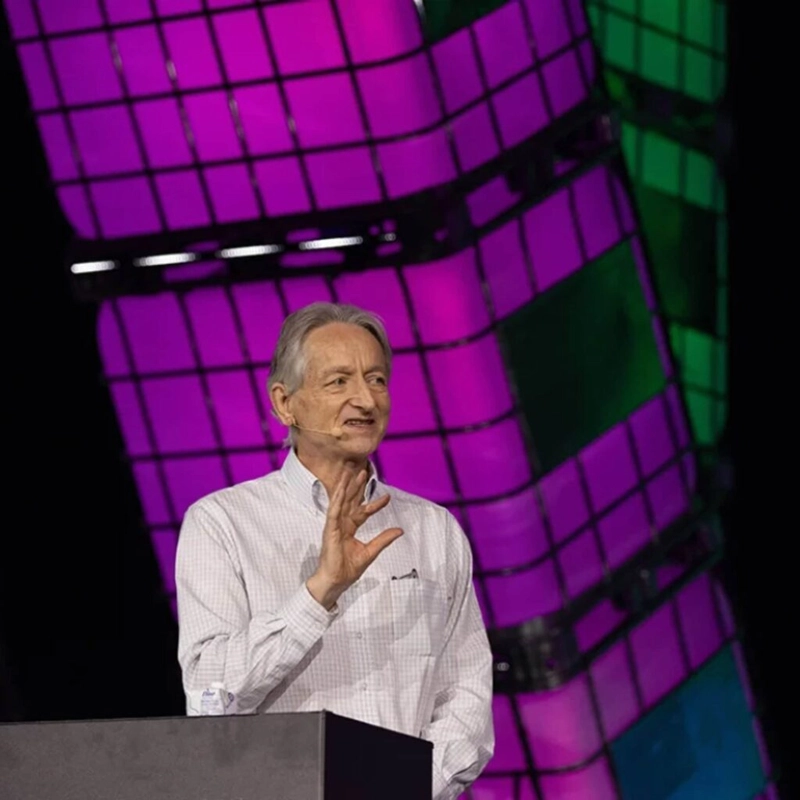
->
[306,465,403,610]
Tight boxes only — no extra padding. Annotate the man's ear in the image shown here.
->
[269,382,294,427]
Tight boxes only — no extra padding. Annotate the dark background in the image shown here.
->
[0,2,793,796]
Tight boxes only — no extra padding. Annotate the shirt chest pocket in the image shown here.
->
[388,577,449,657]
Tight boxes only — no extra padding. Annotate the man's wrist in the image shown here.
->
[306,573,344,611]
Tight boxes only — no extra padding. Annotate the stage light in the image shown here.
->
[298,236,364,251]
[70,260,117,275]
[134,253,197,268]
[217,245,283,260]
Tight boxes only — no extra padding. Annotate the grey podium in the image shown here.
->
[0,710,433,799]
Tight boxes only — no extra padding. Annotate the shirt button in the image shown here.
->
[360,684,367,692]
[356,632,363,640]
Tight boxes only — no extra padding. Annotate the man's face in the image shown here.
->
[286,322,391,462]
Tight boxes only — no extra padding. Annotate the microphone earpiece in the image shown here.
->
[285,414,342,438]
[293,422,343,439]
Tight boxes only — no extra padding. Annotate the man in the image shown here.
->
[176,302,494,799]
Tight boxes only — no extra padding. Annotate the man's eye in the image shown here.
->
[369,375,387,385]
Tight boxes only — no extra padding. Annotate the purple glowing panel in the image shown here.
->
[405,249,491,344]
[427,336,513,428]
[485,559,563,625]
[520,674,604,769]
[453,104,502,172]
[472,572,744,796]
[468,489,549,570]
[7,0,597,237]
[523,187,585,291]
[581,425,639,511]
[469,174,522,227]
[559,531,605,598]
[479,219,535,316]
[212,11,273,82]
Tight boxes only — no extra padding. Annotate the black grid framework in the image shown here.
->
[7,0,601,271]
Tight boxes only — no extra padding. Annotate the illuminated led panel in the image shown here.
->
[622,125,727,447]
[3,0,597,241]
[586,0,729,447]
[470,570,774,798]
[586,0,726,103]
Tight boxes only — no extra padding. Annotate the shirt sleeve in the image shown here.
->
[421,512,495,800]
[175,501,336,714]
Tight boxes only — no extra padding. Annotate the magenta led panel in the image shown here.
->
[96,159,696,629]
[4,0,597,240]
[469,570,774,798]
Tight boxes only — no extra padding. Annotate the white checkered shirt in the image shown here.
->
[176,449,494,800]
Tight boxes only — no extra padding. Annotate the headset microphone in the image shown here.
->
[288,417,343,439]
[294,424,343,439]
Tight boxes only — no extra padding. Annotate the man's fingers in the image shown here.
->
[364,527,404,562]
[363,493,391,516]
[349,493,390,529]
[343,468,367,508]
[326,466,353,523]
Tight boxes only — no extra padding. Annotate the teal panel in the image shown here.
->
[611,646,766,799]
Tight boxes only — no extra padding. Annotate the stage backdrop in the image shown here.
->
[2,1,774,798]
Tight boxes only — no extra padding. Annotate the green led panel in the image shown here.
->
[587,0,727,103]
[419,0,508,41]
[588,0,728,447]
[502,239,666,472]
[621,125,727,447]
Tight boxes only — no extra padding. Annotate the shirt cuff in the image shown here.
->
[278,583,338,651]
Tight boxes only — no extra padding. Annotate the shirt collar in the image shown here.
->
[281,448,380,514]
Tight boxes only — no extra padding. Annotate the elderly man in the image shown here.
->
[176,302,494,799]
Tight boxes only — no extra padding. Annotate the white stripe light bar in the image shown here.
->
[70,260,117,275]
[298,236,363,251]
[217,244,282,259]
[134,253,197,267]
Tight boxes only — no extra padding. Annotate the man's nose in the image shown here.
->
[349,377,376,410]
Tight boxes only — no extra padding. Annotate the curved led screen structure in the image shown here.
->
[2,0,777,797]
